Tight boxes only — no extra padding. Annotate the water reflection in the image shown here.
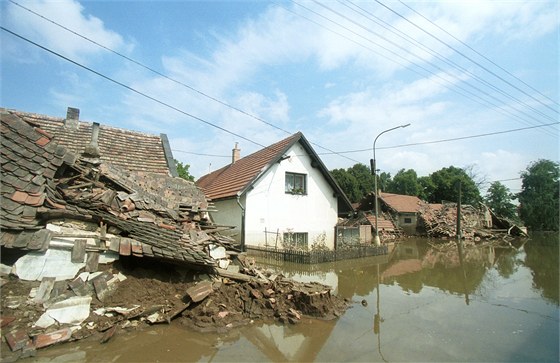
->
[31,236,558,362]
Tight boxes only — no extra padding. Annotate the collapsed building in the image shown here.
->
[356,191,526,240]
[0,108,347,359]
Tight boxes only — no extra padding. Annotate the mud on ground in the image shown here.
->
[1,258,349,361]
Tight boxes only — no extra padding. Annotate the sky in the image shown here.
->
[1,0,558,196]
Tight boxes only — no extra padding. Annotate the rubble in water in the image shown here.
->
[0,255,349,362]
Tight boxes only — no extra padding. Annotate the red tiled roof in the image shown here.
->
[196,133,301,200]
[3,108,173,175]
[196,132,354,213]
[380,192,424,213]
[365,215,396,231]
[1,112,71,230]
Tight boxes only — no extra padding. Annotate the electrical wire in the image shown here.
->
[6,0,360,164]
[286,0,557,136]
[341,0,557,125]
[376,0,559,116]
[0,26,268,149]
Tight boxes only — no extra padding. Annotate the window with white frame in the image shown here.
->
[285,172,307,195]
[283,232,308,249]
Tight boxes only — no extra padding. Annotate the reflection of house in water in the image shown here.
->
[382,241,504,298]
[242,320,337,362]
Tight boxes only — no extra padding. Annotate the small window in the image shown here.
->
[285,172,307,195]
[404,217,412,224]
[283,232,308,249]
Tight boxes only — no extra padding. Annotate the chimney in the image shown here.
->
[83,122,101,158]
[64,107,80,129]
[232,142,240,164]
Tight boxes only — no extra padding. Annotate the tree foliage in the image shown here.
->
[517,159,559,231]
[331,163,482,205]
[330,163,375,203]
[484,181,517,220]
[175,159,195,182]
[389,168,421,196]
[427,166,481,205]
[331,168,361,202]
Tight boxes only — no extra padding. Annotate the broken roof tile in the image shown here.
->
[11,190,29,203]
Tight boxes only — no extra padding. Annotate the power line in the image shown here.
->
[170,121,558,158]
[398,0,559,109]
[7,0,360,164]
[376,0,559,116]
[0,26,267,149]
[340,0,557,126]
[285,1,556,136]
[318,121,560,154]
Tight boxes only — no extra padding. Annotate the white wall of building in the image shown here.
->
[244,143,338,249]
[208,197,242,240]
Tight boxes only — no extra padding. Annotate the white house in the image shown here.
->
[196,132,353,251]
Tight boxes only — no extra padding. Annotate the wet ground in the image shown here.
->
[3,235,559,362]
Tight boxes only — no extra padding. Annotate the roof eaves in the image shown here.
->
[296,134,354,212]
[238,132,302,197]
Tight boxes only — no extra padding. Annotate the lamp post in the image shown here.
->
[370,123,410,246]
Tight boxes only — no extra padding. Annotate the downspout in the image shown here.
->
[236,192,245,252]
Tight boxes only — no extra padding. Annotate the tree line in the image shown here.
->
[330,159,559,232]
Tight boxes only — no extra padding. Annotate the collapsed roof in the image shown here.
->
[1,110,232,270]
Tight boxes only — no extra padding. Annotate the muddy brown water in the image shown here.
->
[29,235,559,362]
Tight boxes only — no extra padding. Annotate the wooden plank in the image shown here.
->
[71,239,87,263]
[119,238,131,256]
[85,252,99,272]
[186,281,214,303]
[33,277,56,304]
[215,268,268,284]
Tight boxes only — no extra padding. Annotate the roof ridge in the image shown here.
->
[4,108,161,138]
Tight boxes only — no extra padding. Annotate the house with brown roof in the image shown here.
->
[196,132,353,251]
[379,192,425,235]
[2,107,177,176]
[0,108,229,273]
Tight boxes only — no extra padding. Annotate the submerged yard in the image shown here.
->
[17,235,558,362]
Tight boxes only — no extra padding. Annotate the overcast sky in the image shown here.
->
[2,0,558,194]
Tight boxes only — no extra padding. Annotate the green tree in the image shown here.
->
[418,176,435,201]
[331,168,361,202]
[484,181,518,220]
[517,159,559,231]
[348,163,376,200]
[378,171,392,192]
[389,168,421,196]
[175,159,195,182]
[428,166,481,205]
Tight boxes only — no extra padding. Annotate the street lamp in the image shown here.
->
[370,123,410,246]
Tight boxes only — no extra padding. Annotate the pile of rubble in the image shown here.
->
[1,255,349,361]
[417,203,527,241]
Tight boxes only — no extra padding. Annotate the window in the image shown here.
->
[283,232,308,249]
[404,217,412,224]
[285,172,307,195]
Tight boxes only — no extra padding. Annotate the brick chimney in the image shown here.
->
[64,107,80,129]
[232,142,240,164]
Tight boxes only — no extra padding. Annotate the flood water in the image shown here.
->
[31,235,559,362]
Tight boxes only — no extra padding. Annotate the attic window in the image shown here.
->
[285,172,307,195]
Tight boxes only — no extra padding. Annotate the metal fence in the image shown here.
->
[246,244,388,264]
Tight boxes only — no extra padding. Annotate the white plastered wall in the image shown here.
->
[244,143,338,249]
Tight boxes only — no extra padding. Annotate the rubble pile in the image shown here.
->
[1,258,349,361]
[417,203,525,241]
[417,203,477,239]
[181,262,347,333]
